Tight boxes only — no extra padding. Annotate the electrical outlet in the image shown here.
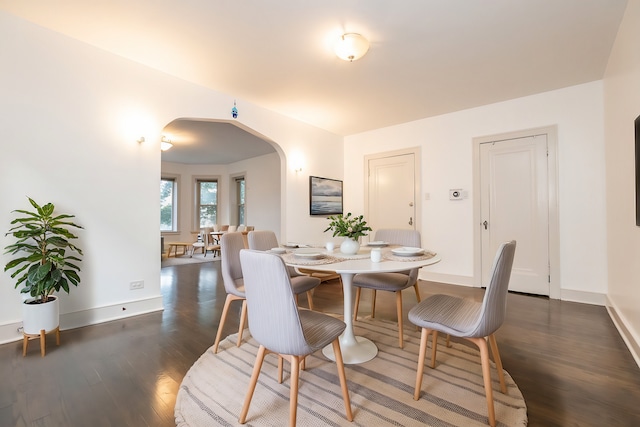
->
[130,280,144,290]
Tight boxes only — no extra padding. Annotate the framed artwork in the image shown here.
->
[309,176,343,215]
[635,116,640,227]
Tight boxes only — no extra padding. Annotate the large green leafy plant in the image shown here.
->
[4,198,83,303]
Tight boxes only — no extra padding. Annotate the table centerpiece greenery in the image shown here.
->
[324,212,372,240]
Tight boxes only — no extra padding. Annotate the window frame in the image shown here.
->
[194,176,220,230]
[160,175,179,233]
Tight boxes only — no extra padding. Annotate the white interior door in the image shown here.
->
[480,135,550,295]
[367,153,416,233]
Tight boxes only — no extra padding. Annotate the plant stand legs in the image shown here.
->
[22,327,60,357]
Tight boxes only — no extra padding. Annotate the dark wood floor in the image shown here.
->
[1,260,639,426]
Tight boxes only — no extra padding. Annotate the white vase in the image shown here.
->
[22,296,59,335]
[340,237,360,255]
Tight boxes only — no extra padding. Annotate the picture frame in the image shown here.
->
[309,176,343,216]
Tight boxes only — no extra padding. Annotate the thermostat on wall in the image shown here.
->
[449,189,468,200]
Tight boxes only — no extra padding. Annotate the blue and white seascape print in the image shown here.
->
[310,176,343,215]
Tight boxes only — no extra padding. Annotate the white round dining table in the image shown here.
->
[286,252,441,364]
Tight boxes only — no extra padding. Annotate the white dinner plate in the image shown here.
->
[391,247,425,257]
[367,241,388,247]
[294,251,324,260]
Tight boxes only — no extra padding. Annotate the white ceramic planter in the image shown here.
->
[22,296,59,335]
[340,238,360,255]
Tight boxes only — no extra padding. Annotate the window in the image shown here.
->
[160,178,177,231]
[236,177,245,225]
[197,179,218,227]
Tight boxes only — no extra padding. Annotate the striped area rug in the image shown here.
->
[175,317,527,426]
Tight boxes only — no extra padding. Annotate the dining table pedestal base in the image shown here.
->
[322,334,378,364]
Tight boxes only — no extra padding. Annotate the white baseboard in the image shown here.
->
[419,271,474,287]
[606,296,640,369]
[0,296,164,345]
[560,288,607,305]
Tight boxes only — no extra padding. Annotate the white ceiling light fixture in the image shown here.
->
[160,136,173,151]
[334,33,369,62]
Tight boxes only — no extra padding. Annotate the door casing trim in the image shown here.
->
[472,126,560,298]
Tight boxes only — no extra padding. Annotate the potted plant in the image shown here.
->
[3,197,83,352]
[324,212,372,255]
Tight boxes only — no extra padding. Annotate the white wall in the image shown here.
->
[603,0,640,364]
[345,81,608,300]
[0,12,343,343]
[228,152,282,237]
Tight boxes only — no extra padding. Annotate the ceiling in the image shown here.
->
[2,0,628,163]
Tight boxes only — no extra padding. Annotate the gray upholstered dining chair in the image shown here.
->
[212,232,248,353]
[247,230,321,310]
[238,249,353,427]
[352,228,422,348]
[409,240,516,427]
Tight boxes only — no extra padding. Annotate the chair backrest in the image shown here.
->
[239,250,313,356]
[220,232,246,296]
[470,240,517,338]
[201,227,214,244]
[247,230,279,251]
[247,230,301,276]
[376,229,421,281]
[220,225,230,231]
[244,225,255,232]
[228,225,237,232]
[236,225,245,232]
[375,229,421,247]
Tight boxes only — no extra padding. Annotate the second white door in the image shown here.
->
[480,135,550,295]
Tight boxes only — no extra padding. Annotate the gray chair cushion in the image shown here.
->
[408,294,481,335]
[291,275,321,294]
[353,272,413,291]
[299,309,346,351]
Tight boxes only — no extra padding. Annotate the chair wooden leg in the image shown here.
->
[488,334,507,393]
[289,355,300,427]
[332,339,354,421]
[430,331,439,369]
[237,299,248,347]
[371,289,377,318]
[469,337,497,427]
[278,356,284,384]
[353,287,361,322]
[414,328,430,400]
[239,345,267,424]
[213,294,242,353]
[306,290,314,311]
[396,291,404,348]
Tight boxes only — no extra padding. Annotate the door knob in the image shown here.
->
[482,220,488,230]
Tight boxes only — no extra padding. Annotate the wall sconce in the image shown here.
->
[334,33,370,62]
[160,136,173,151]
[137,137,145,144]
[291,152,304,173]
